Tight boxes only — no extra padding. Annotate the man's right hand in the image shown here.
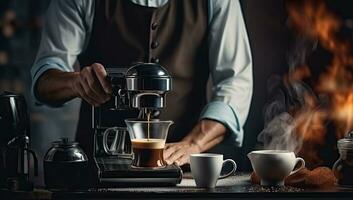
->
[71,63,112,106]
[35,63,112,106]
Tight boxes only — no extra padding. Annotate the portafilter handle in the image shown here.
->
[106,68,130,110]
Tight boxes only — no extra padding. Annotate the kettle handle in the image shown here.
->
[25,148,38,177]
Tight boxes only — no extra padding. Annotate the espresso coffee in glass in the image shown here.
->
[125,119,173,168]
[131,139,165,168]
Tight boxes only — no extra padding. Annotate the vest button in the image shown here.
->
[151,22,159,30]
[151,41,159,49]
[151,57,160,63]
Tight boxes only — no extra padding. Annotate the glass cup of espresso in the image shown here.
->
[125,119,173,169]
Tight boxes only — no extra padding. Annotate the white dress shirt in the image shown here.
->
[31,0,253,146]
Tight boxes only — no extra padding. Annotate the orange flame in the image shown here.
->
[331,93,353,138]
[287,0,353,168]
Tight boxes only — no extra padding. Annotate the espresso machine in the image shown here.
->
[93,63,182,186]
[0,92,38,190]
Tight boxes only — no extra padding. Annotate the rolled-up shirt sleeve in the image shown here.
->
[200,0,253,147]
[31,0,91,104]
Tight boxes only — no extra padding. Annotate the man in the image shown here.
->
[31,0,252,166]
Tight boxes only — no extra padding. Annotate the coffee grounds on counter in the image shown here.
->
[250,167,337,188]
[243,185,304,192]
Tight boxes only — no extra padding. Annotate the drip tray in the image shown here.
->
[95,157,183,187]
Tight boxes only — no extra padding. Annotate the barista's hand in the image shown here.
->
[164,141,201,166]
[71,63,112,106]
[164,120,227,166]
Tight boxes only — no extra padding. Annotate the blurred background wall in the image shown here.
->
[0,0,80,186]
[0,0,351,186]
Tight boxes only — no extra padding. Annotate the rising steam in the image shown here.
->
[258,0,353,168]
[258,112,299,152]
[257,36,319,154]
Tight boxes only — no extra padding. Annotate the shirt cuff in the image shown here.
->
[199,101,244,147]
[31,57,72,106]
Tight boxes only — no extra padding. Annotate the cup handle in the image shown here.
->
[219,159,237,179]
[103,127,118,155]
[289,157,305,176]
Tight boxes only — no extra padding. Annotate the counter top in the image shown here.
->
[2,173,353,200]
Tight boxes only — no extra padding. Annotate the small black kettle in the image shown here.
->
[43,138,89,189]
[0,91,38,191]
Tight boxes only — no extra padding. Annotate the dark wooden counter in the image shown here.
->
[2,173,353,200]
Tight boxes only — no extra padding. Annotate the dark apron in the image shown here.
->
[77,0,210,158]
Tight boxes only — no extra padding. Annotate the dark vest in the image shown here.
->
[77,0,209,156]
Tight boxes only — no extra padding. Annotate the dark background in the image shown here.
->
[0,0,352,186]
[240,0,293,170]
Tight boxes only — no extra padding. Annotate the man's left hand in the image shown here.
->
[163,141,201,166]
[163,119,227,166]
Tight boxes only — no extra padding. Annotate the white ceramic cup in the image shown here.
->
[190,153,237,188]
[247,150,305,186]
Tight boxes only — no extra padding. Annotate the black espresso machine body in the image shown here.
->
[0,92,38,190]
[93,63,182,187]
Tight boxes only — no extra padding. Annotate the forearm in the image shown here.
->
[182,119,227,152]
[35,69,79,106]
